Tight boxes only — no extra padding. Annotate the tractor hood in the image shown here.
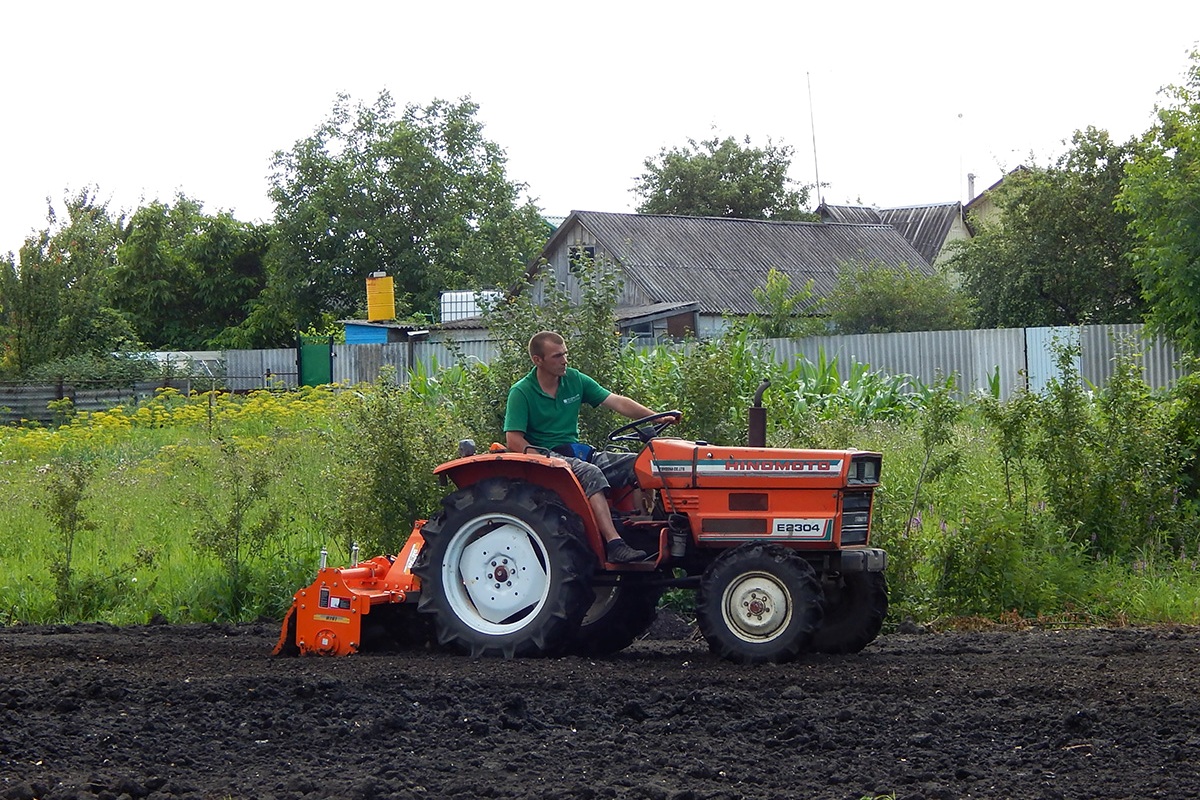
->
[636,440,881,490]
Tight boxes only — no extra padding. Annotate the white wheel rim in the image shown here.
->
[441,513,551,634]
[721,570,793,643]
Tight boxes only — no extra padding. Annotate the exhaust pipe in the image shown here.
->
[748,378,770,447]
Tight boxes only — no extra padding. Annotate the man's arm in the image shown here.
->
[505,430,533,453]
[601,393,671,421]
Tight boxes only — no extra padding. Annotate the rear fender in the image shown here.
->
[435,452,604,556]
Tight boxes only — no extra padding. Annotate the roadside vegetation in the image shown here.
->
[3,325,1200,629]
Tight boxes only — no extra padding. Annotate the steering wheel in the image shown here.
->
[607,410,682,444]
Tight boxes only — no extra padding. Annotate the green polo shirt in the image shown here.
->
[504,367,610,449]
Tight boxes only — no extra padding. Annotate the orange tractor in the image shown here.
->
[275,396,887,665]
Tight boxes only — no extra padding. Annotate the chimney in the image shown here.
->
[967,173,976,201]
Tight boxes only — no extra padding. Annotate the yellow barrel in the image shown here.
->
[366,273,396,321]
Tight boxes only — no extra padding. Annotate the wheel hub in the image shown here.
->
[457,524,548,625]
[723,573,792,642]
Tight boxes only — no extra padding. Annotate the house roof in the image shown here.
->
[817,204,885,225]
[615,301,699,325]
[536,211,931,316]
[817,201,963,263]
[964,166,1031,212]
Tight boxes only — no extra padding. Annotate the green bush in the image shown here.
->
[334,370,472,556]
[1033,338,1193,558]
[621,329,774,445]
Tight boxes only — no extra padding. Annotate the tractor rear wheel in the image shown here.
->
[811,571,888,654]
[566,579,663,656]
[696,543,823,665]
[413,478,594,658]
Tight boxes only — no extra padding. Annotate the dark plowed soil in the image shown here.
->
[2,617,1199,800]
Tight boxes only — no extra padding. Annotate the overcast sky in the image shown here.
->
[2,1,1197,258]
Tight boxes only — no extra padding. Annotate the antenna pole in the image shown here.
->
[807,72,822,205]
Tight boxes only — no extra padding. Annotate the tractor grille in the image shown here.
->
[840,491,873,545]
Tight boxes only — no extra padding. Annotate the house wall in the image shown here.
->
[965,193,1002,230]
[666,313,694,338]
[540,222,654,309]
[697,315,731,338]
[935,214,972,264]
[433,326,489,344]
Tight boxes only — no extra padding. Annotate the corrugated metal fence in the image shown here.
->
[0,380,196,425]
[1,325,1186,423]
[224,341,500,391]
[766,325,1183,398]
[261,327,1182,397]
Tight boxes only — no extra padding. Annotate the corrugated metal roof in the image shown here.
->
[878,203,963,264]
[541,211,931,316]
[817,204,883,225]
[615,301,698,322]
[819,202,963,263]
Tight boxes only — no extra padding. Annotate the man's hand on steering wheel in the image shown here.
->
[607,410,682,444]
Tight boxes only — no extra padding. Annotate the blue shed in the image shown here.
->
[343,321,409,344]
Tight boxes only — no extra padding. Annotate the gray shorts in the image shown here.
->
[564,452,637,498]
[564,457,609,497]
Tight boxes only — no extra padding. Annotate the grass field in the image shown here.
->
[5,346,1200,628]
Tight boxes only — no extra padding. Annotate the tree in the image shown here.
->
[449,253,627,447]
[257,92,547,344]
[633,135,815,220]
[111,196,270,350]
[740,269,826,339]
[0,190,135,377]
[823,259,974,334]
[948,127,1142,328]
[1118,51,1200,353]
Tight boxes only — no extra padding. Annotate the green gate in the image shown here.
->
[297,335,333,387]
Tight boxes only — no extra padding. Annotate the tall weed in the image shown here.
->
[184,438,284,619]
[334,370,471,556]
[974,384,1037,511]
[35,456,99,618]
[1034,337,1188,557]
[906,375,963,534]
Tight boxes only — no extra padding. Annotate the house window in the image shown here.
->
[568,245,597,266]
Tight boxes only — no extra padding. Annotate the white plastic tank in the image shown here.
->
[440,290,501,322]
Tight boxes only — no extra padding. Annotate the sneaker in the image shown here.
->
[605,538,650,564]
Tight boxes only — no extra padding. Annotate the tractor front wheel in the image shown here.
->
[414,478,594,658]
[696,543,823,665]
[811,571,888,654]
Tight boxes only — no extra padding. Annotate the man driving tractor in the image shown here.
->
[503,330,679,563]
[277,331,887,663]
